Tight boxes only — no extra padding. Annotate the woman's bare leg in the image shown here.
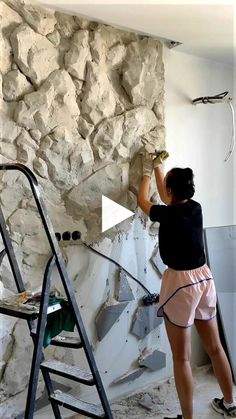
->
[194,318,233,403]
[164,318,193,419]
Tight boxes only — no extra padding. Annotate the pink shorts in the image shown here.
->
[157,264,217,328]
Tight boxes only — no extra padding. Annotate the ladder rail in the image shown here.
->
[0,163,113,418]
[0,205,26,293]
[0,204,36,327]
[0,203,61,418]
[25,255,61,419]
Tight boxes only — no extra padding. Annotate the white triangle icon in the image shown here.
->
[102,195,134,232]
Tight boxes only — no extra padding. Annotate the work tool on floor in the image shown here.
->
[0,163,113,419]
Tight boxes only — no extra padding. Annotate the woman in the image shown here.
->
[137,152,236,419]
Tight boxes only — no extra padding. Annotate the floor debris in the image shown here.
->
[1,364,236,418]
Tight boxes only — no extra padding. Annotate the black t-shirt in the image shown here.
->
[149,199,206,270]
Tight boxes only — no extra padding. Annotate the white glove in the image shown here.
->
[153,150,169,168]
[142,153,154,177]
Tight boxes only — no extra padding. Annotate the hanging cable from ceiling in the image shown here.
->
[224,100,235,162]
[192,91,235,162]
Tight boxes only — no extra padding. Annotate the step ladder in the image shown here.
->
[0,163,113,419]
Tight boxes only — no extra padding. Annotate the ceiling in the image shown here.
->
[37,0,235,65]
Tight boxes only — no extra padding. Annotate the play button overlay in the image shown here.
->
[102,195,134,232]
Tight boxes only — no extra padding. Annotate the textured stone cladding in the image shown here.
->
[0,0,165,402]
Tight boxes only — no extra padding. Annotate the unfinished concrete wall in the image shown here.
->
[0,0,169,415]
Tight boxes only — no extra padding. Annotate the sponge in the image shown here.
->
[153,150,169,168]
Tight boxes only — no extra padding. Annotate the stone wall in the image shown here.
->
[0,0,166,413]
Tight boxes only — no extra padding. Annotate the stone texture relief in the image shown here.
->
[0,0,166,405]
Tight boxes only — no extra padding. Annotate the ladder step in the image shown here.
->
[0,297,61,320]
[41,360,95,385]
[0,301,39,320]
[51,334,83,348]
[30,330,83,348]
[49,391,105,418]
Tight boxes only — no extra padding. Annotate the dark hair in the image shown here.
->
[166,168,195,200]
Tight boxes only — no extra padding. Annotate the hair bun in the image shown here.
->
[166,167,195,200]
[184,168,193,178]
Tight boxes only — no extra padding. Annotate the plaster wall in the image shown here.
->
[0,0,235,415]
[233,30,236,224]
[164,47,234,366]
[234,3,236,224]
[164,48,234,228]
[0,0,170,415]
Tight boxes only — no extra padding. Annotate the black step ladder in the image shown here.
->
[0,163,113,419]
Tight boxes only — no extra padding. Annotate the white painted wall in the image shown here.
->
[233,19,236,223]
[233,1,236,223]
[234,110,236,222]
[164,48,234,228]
[164,47,234,365]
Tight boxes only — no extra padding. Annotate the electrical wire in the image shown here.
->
[192,91,235,161]
[192,91,229,105]
[56,231,160,304]
[224,100,235,162]
[82,242,153,296]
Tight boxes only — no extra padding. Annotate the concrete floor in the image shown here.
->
[31,364,236,419]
